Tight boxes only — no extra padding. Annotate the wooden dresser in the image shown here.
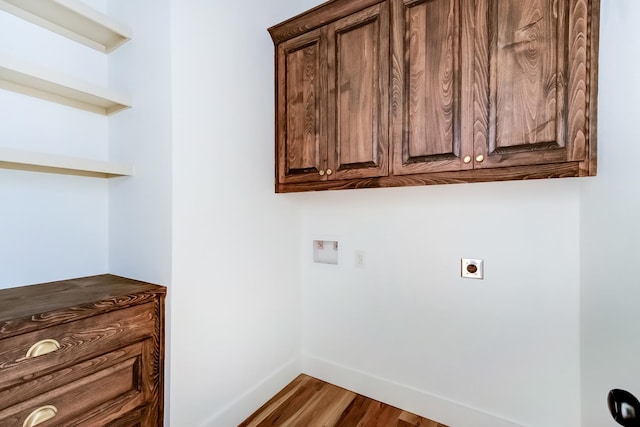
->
[0,275,166,427]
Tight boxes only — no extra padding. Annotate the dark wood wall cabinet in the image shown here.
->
[0,275,166,427]
[268,0,600,193]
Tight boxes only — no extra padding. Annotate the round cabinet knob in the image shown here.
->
[476,154,485,163]
[319,170,325,176]
[463,156,471,164]
[326,169,333,176]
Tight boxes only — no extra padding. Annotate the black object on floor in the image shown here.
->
[609,389,640,427]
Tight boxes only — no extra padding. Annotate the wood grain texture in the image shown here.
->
[0,342,143,409]
[268,0,386,44]
[327,2,389,180]
[286,42,321,169]
[391,0,470,175]
[0,304,154,390]
[0,356,141,426]
[474,0,597,171]
[0,275,165,427]
[0,274,165,338]
[106,405,148,427]
[239,374,448,427]
[277,28,327,184]
[335,15,377,165]
[274,1,389,185]
[406,0,456,157]
[567,0,599,177]
[270,0,599,193]
[277,161,581,192]
[494,0,559,148]
[586,0,600,176]
[479,0,567,167]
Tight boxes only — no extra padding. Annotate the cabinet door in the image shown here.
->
[276,28,328,185]
[326,2,390,180]
[473,0,592,170]
[391,0,473,175]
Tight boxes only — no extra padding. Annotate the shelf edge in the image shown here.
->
[0,0,132,53]
[0,54,132,115]
[0,147,133,178]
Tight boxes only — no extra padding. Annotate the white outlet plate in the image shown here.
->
[461,259,484,279]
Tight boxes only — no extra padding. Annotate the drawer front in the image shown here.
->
[0,342,147,427]
[0,303,156,392]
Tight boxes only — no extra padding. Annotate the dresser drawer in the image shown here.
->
[0,303,155,392]
[0,341,147,427]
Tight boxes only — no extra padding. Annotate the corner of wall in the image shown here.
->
[197,357,302,427]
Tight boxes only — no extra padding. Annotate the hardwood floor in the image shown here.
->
[239,374,448,427]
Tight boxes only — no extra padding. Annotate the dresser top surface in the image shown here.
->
[0,274,166,337]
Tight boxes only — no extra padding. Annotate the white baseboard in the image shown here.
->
[197,355,525,427]
[301,355,525,427]
[199,357,302,427]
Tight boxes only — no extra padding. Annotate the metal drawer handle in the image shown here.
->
[23,405,57,427]
[26,339,61,358]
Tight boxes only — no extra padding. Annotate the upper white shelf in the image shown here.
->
[0,54,132,115]
[0,147,133,178]
[0,0,131,53]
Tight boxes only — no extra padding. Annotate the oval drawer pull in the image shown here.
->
[23,405,57,427]
[26,339,61,358]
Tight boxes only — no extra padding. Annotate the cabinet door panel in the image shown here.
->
[327,3,389,180]
[494,0,559,148]
[277,29,327,184]
[392,0,471,175]
[475,0,578,168]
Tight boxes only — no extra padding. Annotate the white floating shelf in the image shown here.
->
[0,147,133,178]
[0,54,132,115]
[0,0,132,53]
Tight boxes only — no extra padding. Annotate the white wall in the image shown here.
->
[0,0,110,288]
[296,180,581,427]
[169,1,302,425]
[581,1,640,426]
[107,1,173,287]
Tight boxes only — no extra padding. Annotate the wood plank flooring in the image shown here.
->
[239,374,448,427]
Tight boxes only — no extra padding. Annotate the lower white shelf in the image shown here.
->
[0,147,133,178]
